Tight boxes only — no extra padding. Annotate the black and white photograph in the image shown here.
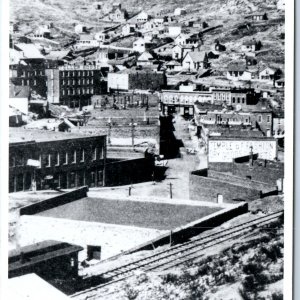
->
[1,0,294,299]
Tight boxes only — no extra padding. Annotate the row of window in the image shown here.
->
[213,93,230,100]
[62,88,94,96]
[61,70,94,77]
[19,70,45,77]
[10,148,104,168]
[232,97,246,104]
[20,79,41,86]
[61,78,94,85]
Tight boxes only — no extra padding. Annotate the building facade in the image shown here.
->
[9,130,107,193]
[46,65,108,108]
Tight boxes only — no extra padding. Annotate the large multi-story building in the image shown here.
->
[107,69,166,92]
[9,128,107,193]
[9,60,55,98]
[46,65,108,108]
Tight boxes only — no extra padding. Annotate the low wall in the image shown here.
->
[189,173,262,203]
[112,202,248,257]
[208,169,277,194]
[19,187,88,216]
[16,216,166,261]
[105,157,155,186]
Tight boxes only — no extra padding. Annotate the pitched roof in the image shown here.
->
[138,51,154,61]
[227,61,247,72]
[243,40,257,46]
[14,43,44,59]
[9,85,30,98]
[166,60,181,66]
[45,50,71,60]
[185,51,207,62]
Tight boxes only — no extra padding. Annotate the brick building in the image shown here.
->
[189,153,283,204]
[9,60,53,98]
[46,65,108,108]
[9,128,106,192]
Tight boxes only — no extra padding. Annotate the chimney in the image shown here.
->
[20,251,26,264]
[249,146,253,166]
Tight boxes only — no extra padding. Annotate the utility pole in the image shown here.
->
[128,186,131,196]
[131,118,135,148]
[169,183,173,199]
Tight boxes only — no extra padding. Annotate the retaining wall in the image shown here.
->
[19,187,88,216]
[189,172,262,203]
[110,202,248,258]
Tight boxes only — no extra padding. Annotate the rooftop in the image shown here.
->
[9,127,105,144]
[185,51,207,62]
[9,240,83,272]
[9,85,30,98]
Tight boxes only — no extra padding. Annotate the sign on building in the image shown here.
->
[208,138,278,162]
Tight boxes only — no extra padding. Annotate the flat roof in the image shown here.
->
[9,240,83,272]
[36,197,221,230]
[9,273,70,300]
[9,128,106,144]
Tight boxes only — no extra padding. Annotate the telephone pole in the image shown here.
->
[169,183,173,199]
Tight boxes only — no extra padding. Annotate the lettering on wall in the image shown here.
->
[208,140,277,162]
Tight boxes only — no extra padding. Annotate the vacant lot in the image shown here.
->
[36,197,221,230]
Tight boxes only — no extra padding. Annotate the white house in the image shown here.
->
[137,51,154,66]
[75,24,87,34]
[136,11,149,23]
[174,8,187,16]
[168,24,182,37]
[182,51,209,71]
[172,44,194,60]
[259,67,280,82]
[122,24,136,36]
[241,40,257,52]
[95,32,110,43]
[165,61,182,72]
[277,0,285,10]
[76,35,100,48]
[133,38,146,52]
[226,64,252,81]
[175,33,189,45]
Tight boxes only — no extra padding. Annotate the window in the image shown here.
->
[80,149,85,162]
[33,79,37,86]
[72,150,76,163]
[70,172,76,187]
[55,152,60,166]
[258,115,262,123]
[242,98,245,103]
[232,97,235,103]
[46,154,51,167]
[62,89,66,96]
[64,152,68,164]
[237,97,240,103]
[267,115,271,123]
[99,147,104,159]
[93,148,97,160]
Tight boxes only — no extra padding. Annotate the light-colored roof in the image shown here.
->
[14,43,44,59]
[25,118,76,130]
[138,51,154,61]
[8,273,70,300]
[9,127,105,144]
[166,60,181,66]
[46,50,71,60]
[185,51,207,62]
[9,85,30,98]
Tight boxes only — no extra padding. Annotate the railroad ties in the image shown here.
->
[71,210,283,300]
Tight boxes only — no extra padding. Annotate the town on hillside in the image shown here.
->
[8,0,286,299]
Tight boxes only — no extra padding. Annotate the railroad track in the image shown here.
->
[71,210,283,299]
